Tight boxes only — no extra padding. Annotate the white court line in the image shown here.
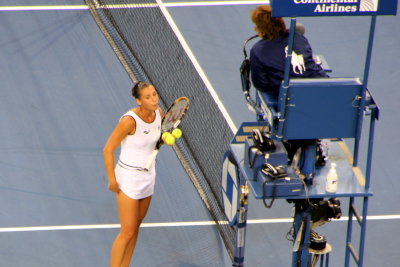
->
[1,214,399,233]
[156,0,238,132]
[0,1,267,11]
[0,5,88,11]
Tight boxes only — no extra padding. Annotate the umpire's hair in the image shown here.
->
[251,5,287,40]
[132,81,152,99]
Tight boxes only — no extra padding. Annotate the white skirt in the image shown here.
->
[115,162,156,200]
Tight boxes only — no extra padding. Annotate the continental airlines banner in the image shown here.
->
[270,0,398,17]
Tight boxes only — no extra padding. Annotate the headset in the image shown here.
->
[261,163,287,178]
[252,129,276,152]
[247,129,277,169]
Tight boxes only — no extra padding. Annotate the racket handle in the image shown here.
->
[144,149,159,171]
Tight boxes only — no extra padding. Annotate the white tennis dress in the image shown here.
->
[115,109,161,199]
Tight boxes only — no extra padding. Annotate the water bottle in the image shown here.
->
[325,163,338,193]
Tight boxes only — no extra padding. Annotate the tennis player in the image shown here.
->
[103,81,162,267]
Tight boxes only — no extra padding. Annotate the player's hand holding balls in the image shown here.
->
[162,132,176,146]
[143,97,189,171]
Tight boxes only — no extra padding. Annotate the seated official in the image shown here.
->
[249,5,329,181]
[250,5,328,100]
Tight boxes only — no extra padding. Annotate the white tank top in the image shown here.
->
[118,109,161,170]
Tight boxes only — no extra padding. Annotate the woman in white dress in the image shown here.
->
[103,81,162,267]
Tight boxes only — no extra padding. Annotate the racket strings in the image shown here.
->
[162,98,189,131]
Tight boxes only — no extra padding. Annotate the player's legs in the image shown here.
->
[121,196,152,267]
[110,192,151,267]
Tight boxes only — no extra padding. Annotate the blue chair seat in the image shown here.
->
[257,78,363,140]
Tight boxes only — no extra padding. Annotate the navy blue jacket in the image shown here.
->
[250,32,328,97]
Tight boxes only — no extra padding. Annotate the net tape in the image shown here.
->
[86,0,236,259]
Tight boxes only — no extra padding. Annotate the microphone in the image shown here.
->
[295,22,305,35]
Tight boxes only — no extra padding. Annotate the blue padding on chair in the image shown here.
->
[258,91,278,109]
[283,78,362,140]
[256,91,279,127]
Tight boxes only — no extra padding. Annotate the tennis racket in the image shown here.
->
[143,96,190,171]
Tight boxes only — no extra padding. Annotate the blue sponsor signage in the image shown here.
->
[270,0,398,17]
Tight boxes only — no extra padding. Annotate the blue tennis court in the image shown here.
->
[0,1,399,266]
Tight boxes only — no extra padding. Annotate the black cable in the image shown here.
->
[262,178,277,208]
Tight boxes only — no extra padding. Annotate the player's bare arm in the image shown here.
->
[103,116,136,193]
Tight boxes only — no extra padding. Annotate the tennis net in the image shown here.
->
[86,0,236,259]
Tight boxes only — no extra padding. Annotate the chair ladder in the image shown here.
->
[344,196,370,266]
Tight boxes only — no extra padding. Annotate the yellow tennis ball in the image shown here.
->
[164,133,176,146]
[171,128,182,139]
[161,132,170,142]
